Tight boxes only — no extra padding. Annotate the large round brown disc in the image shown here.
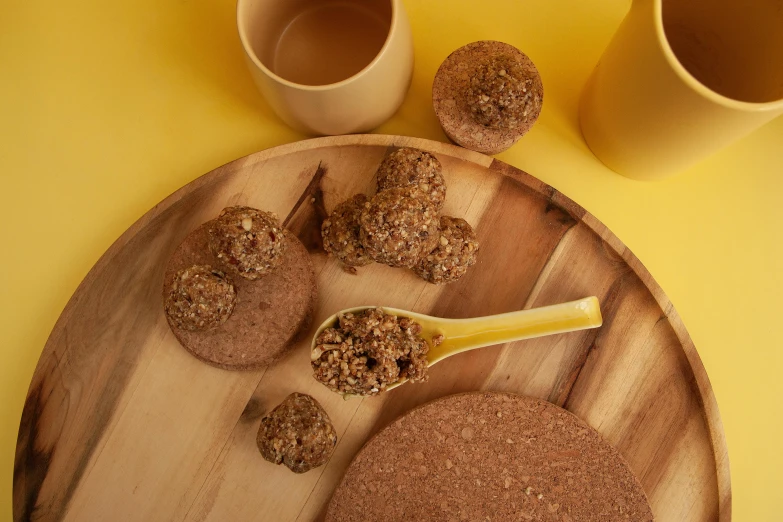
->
[327,392,653,522]
[162,223,316,370]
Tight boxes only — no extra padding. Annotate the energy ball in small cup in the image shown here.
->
[256,393,337,474]
[321,194,373,268]
[413,216,479,284]
[376,148,446,210]
[208,206,286,280]
[359,188,440,268]
[164,265,237,331]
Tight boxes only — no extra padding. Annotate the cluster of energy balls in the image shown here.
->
[164,206,287,331]
[321,147,480,284]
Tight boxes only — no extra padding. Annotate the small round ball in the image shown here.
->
[321,194,373,268]
[467,54,543,130]
[359,188,440,268]
[165,265,237,330]
[256,393,337,474]
[376,148,446,210]
[208,206,286,280]
[413,216,479,284]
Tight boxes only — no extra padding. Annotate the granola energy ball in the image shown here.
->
[467,54,543,131]
[359,188,440,268]
[432,41,544,155]
[256,393,337,474]
[208,206,286,280]
[164,265,237,331]
[311,308,429,396]
[321,194,373,268]
[376,148,446,210]
[413,216,479,284]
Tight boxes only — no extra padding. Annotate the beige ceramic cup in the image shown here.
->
[237,0,413,135]
[580,0,783,180]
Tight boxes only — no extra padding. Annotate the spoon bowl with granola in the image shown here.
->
[310,297,603,396]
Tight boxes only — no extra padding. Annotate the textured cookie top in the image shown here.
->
[256,393,337,474]
[359,187,440,268]
[433,40,543,155]
[413,216,479,284]
[376,148,446,210]
[164,265,237,331]
[321,194,373,268]
[208,206,286,280]
[467,54,543,131]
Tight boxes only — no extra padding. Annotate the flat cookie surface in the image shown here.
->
[162,223,316,370]
[327,392,653,522]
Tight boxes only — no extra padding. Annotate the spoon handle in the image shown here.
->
[428,296,603,364]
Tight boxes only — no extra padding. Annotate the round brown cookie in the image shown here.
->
[413,216,479,284]
[208,206,286,280]
[162,222,316,370]
[433,41,543,155]
[359,187,440,268]
[376,148,446,210]
[164,265,237,330]
[257,393,337,474]
[326,392,653,522]
[321,194,373,268]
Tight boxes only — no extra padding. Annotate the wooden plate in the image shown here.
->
[13,135,730,522]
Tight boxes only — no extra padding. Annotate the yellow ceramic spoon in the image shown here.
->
[311,296,603,393]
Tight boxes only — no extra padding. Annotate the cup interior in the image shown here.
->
[662,0,783,103]
[238,0,393,87]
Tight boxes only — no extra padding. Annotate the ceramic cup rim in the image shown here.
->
[652,0,783,112]
[237,0,398,92]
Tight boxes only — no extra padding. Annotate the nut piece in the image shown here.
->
[312,308,429,396]
[467,55,543,130]
[321,194,373,268]
[359,188,440,268]
[413,216,479,284]
[164,264,237,331]
[208,206,286,280]
[256,393,337,474]
[376,148,446,210]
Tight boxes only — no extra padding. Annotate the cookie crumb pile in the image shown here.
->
[311,307,429,396]
[164,265,237,331]
[376,148,446,210]
[208,206,286,280]
[413,216,480,284]
[321,194,373,268]
[359,187,440,268]
[321,147,479,284]
[257,393,337,474]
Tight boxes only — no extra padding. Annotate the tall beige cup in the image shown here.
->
[580,0,783,180]
[237,0,413,136]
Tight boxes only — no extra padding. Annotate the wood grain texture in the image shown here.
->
[13,135,730,522]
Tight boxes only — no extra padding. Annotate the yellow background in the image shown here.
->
[1,0,781,519]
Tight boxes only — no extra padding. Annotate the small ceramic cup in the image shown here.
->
[237,0,413,136]
[580,0,783,180]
